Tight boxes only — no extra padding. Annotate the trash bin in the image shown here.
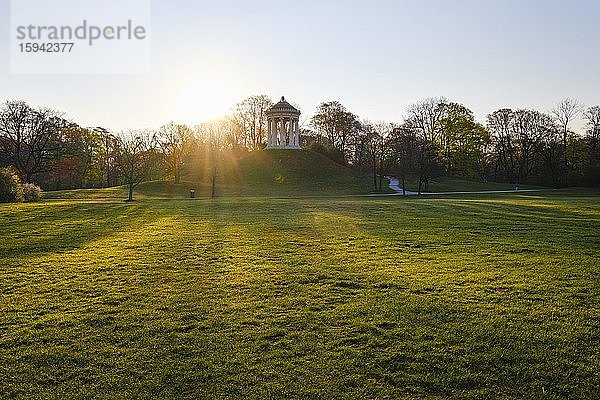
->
[190,189,196,198]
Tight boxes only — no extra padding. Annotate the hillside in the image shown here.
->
[44,150,380,199]
[43,149,550,200]
[216,149,377,197]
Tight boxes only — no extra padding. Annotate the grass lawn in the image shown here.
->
[1,192,599,398]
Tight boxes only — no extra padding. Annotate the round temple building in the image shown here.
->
[266,96,301,149]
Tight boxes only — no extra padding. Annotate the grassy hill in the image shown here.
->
[44,150,382,200]
[217,149,377,196]
[43,149,550,200]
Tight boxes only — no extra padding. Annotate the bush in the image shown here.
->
[21,183,43,202]
[0,167,24,203]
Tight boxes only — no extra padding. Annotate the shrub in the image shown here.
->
[0,167,24,203]
[21,183,43,202]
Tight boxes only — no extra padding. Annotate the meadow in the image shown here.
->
[1,192,599,398]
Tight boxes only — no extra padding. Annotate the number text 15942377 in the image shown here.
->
[18,43,74,53]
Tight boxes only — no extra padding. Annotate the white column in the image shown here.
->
[273,118,277,147]
[294,118,299,147]
[270,118,275,147]
[272,118,275,147]
[291,118,296,147]
[286,117,290,146]
[276,118,280,146]
[279,117,285,147]
[267,118,271,147]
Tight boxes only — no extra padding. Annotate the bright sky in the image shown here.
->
[1,0,599,132]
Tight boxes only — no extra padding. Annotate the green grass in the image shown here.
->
[43,152,548,201]
[1,192,599,398]
[218,149,380,196]
[44,150,384,200]
[422,176,538,192]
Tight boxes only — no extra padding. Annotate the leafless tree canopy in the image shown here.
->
[552,98,582,133]
[0,101,66,182]
[233,95,273,150]
[488,109,558,184]
[117,130,157,201]
[584,106,600,137]
[406,97,448,144]
[158,122,192,184]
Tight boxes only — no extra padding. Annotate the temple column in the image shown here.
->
[267,118,272,147]
[289,119,293,147]
[272,118,276,147]
[294,118,299,147]
[291,118,296,147]
[286,117,291,147]
[270,118,274,147]
[279,117,285,146]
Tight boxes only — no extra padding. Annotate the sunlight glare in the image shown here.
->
[170,74,239,125]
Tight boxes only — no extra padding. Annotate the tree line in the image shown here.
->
[0,96,598,198]
[309,97,600,192]
[0,97,275,199]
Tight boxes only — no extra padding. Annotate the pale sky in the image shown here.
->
[1,0,599,132]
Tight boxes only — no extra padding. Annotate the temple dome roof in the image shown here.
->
[267,96,300,115]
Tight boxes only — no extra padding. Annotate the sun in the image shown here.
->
[170,74,239,125]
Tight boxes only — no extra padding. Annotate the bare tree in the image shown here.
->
[552,98,582,182]
[488,109,555,185]
[583,106,600,139]
[158,122,192,184]
[97,128,120,187]
[117,130,157,201]
[538,123,563,186]
[487,109,517,184]
[406,97,448,144]
[360,121,379,190]
[195,118,232,197]
[584,106,600,170]
[359,120,406,192]
[388,125,419,196]
[0,101,65,182]
[372,121,394,191]
[233,95,273,150]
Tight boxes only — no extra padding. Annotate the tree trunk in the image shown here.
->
[128,183,134,201]
[446,141,451,173]
[563,132,569,186]
[372,160,377,190]
[211,171,216,198]
[402,176,406,197]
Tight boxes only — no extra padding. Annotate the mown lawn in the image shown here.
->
[1,193,599,399]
